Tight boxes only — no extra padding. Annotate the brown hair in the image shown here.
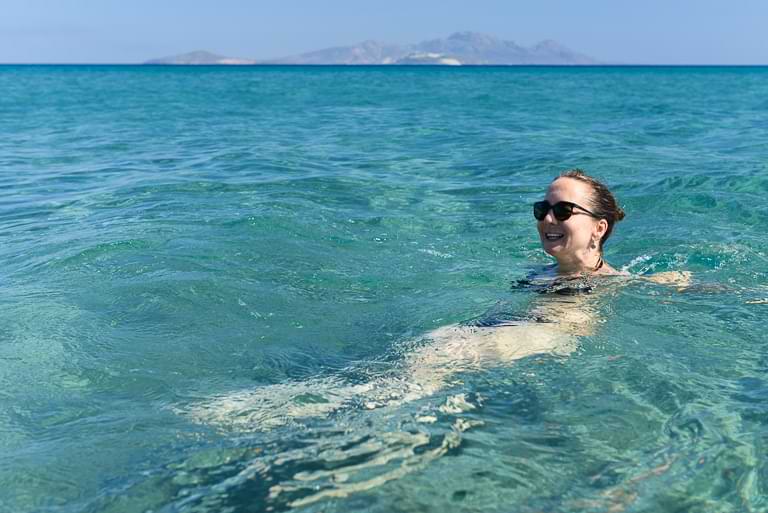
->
[557,169,625,251]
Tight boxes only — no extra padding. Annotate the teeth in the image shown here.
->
[545,233,564,240]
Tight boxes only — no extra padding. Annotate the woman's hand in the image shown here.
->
[644,271,693,290]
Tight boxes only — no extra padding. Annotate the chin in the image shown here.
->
[541,241,565,257]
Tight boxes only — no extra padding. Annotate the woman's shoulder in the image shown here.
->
[519,262,628,281]
[597,263,631,277]
[513,262,694,298]
[598,268,695,291]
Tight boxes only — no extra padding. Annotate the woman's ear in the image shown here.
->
[595,219,609,239]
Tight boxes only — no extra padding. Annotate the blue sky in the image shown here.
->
[2,0,767,64]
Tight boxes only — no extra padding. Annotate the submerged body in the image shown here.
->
[184,271,615,430]
[183,170,690,431]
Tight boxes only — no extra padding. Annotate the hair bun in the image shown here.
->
[615,206,626,222]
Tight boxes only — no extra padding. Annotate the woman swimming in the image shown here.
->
[173,170,695,510]
[183,169,689,429]
[419,169,692,379]
[405,169,630,392]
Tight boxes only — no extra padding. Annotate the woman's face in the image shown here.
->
[537,177,602,262]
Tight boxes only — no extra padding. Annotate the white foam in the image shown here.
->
[418,248,453,259]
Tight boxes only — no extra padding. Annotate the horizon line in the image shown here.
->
[2,63,768,67]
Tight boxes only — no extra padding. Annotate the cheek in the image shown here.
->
[569,224,594,246]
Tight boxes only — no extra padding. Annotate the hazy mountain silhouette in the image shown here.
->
[146,32,599,65]
[145,50,256,65]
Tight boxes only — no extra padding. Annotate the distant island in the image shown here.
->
[144,50,257,65]
[145,31,599,66]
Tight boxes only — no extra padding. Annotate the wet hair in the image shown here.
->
[556,169,625,252]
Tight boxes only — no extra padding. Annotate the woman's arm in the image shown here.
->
[642,271,693,290]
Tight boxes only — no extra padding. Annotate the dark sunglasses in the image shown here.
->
[533,200,599,221]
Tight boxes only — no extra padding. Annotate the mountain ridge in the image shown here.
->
[146,32,599,65]
[145,50,256,65]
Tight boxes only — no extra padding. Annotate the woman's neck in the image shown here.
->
[555,250,604,275]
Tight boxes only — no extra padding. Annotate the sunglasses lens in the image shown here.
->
[552,203,573,221]
[533,202,548,220]
[534,201,575,221]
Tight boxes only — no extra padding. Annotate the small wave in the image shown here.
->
[417,248,453,259]
[167,392,484,512]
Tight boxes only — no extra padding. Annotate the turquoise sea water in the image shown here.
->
[2,65,768,512]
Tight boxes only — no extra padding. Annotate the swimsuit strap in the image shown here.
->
[593,256,604,272]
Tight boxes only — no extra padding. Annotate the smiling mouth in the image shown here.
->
[545,233,564,241]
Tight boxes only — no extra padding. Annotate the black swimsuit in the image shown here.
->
[462,269,596,328]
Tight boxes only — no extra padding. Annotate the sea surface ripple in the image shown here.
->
[2,65,768,513]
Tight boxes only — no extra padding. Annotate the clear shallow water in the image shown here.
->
[2,65,768,512]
